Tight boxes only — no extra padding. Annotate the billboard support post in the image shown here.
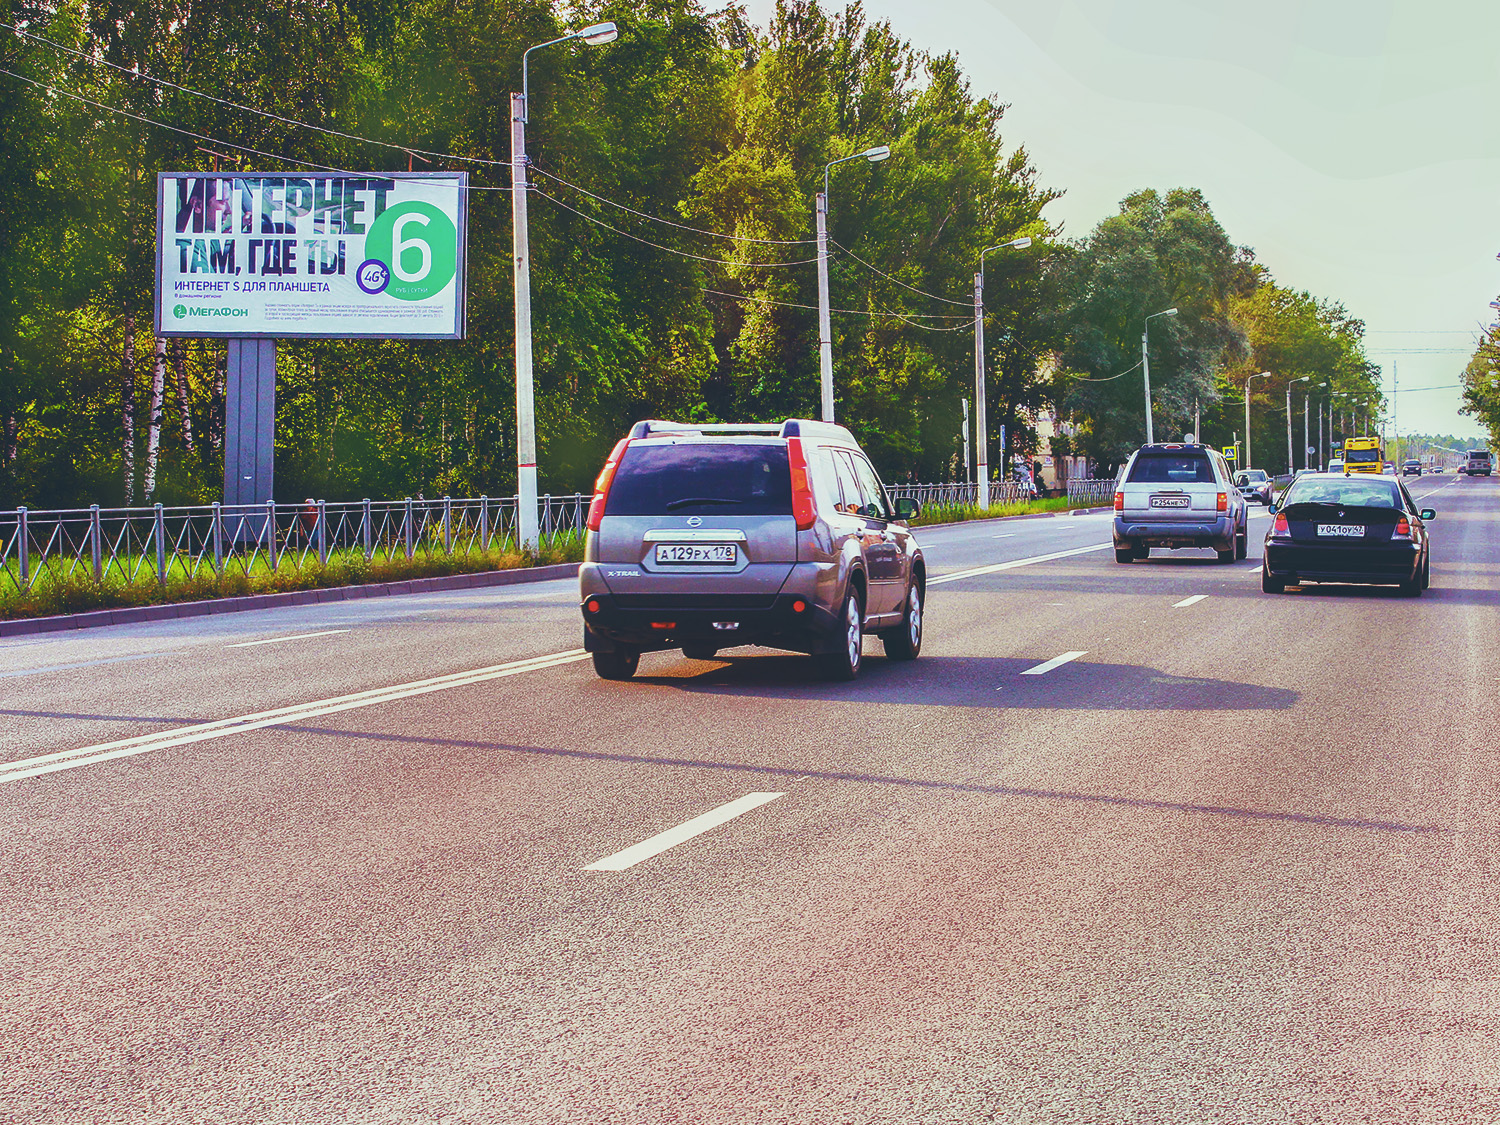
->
[223,338,276,534]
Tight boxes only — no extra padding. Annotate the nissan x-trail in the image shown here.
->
[579,420,925,681]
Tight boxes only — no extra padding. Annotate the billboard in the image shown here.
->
[155,172,468,339]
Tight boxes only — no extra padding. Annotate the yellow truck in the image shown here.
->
[1342,436,1384,474]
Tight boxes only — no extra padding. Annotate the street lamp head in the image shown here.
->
[1007,236,1033,250]
[577,21,619,44]
[861,144,892,163]
[1163,307,1179,317]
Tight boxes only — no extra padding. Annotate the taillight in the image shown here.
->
[1113,490,1124,511]
[1393,516,1412,539]
[787,437,816,531]
[1217,492,1228,512]
[1271,513,1290,538]
[586,437,631,532]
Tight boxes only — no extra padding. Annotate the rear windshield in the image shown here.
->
[1127,453,1215,484]
[1469,452,1491,462]
[605,441,792,516]
[1282,478,1399,508]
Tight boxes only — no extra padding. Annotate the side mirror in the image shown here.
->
[1419,508,1436,521]
[893,497,920,522]
[1267,503,1278,514]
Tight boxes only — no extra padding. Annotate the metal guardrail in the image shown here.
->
[0,494,590,596]
[885,481,1031,507]
[1065,478,1116,506]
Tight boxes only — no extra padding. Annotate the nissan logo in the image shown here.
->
[686,516,703,527]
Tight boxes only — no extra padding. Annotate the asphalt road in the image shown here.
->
[3,475,1496,1124]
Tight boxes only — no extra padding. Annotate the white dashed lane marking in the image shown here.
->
[583,793,786,872]
[1019,651,1088,676]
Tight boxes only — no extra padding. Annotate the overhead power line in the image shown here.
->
[0,67,347,171]
[702,287,971,331]
[828,237,973,307]
[533,188,817,268]
[529,165,815,247]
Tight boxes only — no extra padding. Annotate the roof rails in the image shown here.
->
[627,418,859,445]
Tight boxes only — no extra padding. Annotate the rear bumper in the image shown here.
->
[580,591,838,654]
[1264,541,1420,584]
[1114,515,1235,549]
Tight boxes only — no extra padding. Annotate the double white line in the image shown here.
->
[0,649,589,784]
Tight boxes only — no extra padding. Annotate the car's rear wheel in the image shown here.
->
[882,582,922,661]
[1133,544,1150,560]
[1399,569,1423,597]
[1114,547,1134,564]
[1421,555,1431,589]
[1216,545,1236,563]
[1235,529,1248,560]
[682,644,718,661]
[1261,564,1285,594]
[819,588,864,681]
[592,647,640,680]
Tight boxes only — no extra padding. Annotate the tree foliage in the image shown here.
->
[1,0,1378,505]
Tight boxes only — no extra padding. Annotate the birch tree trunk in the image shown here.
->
[122,313,136,504]
[171,337,194,456]
[142,336,165,499]
[208,341,225,454]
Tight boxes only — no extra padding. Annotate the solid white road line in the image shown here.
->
[0,649,589,784]
[1020,651,1088,676]
[990,534,1015,539]
[928,543,1112,586]
[1173,594,1208,608]
[583,792,786,872]
[225,629,350,649]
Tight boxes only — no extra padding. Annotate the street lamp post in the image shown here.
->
[1245,371,1271,471]
[816,144,891,422]
[511,21,618,549]
[973,237,1032,509]
[1141,307,1178,444]
[1285,376,1309,474]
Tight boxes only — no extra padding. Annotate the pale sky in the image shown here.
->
[747,0,1498,438]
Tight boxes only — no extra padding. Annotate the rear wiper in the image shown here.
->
[664,497,745,510]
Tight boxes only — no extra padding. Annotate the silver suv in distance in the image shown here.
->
[1113,442,1249,563]
[579,419,925,681]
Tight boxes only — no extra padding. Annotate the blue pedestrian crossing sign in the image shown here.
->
[1223,446,1238,460]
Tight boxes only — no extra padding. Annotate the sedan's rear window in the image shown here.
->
[1282,479,1399,508]
[605,442,792,516]
[1127,454,1215,484]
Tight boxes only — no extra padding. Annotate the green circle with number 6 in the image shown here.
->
[365,202,457,301]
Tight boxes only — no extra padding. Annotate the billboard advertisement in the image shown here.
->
[155,172,468,339]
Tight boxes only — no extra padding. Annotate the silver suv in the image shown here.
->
[579,419,925,681]
[1113,442,1248,563]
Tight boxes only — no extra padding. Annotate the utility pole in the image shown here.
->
[815,190,833,422]
[962,398,971,487]
[973,272,986,502]
[511,92,538,550]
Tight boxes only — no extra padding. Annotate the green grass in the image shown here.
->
[0,534,585,621]
[909,496,1076,527]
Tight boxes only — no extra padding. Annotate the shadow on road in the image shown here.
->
[285,724,1442,836]
[636,654,1298,711]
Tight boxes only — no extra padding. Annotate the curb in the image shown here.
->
[0,563,582,639]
